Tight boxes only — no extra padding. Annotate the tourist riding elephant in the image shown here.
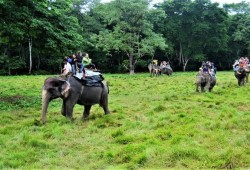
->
[196,72,216,92]
[41,76,110,123]
[235,67,249,86]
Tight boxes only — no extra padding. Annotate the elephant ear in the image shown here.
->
[59,80,71,98]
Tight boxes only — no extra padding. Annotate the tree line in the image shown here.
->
[0,0,249,75]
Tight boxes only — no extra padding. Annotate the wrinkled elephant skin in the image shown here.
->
[196,72,216,92]
[235,67,248,86]
[41,77,110,123]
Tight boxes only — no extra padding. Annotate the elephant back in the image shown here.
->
[73,75,104,87]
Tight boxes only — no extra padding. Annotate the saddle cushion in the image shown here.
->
[74,75,104,87]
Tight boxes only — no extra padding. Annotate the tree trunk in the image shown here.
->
[183,58,190,72]
[28,38,32,74]
[129,54,135,75]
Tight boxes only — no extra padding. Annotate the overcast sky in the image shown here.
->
[101,0,249,5]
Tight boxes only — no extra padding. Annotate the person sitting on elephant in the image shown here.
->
[61,59,72,77]
[160,61,167,68]
[243,57,249,66]
[210,62,217,75]
[83,53,96,70]
[166,62,172,70]
[233,60,239,71]
[70,54,77,75]
[161,61,172,69]
[152,59,158,65]
[76,51,84,73]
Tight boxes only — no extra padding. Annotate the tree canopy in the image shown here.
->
[0,0,249,75]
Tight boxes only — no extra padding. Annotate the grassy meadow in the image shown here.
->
[0,71,249,169]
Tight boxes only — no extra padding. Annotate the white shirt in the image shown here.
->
[63,62,72,75]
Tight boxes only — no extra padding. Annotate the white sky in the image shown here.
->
[101,0,250,5]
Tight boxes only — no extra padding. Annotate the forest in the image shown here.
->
[0,0,249,75]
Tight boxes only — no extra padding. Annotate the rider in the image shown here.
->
[153,59,158,65]
[61,59,72,77]
[233,60,239,72]
[83,53,96,70]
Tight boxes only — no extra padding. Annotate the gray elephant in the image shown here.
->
[148,63,161,77]
[161,67,173,76]
[41,76,110,123]
[234,67,249,86]
[196,71,216,92]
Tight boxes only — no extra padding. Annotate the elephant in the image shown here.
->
[196,71,216,92]
[148,63,161,77]
[41,76,110,123]
[234,67,249,86]
[161,67,173,76]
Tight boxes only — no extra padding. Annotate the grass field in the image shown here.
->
[0,72,249,169]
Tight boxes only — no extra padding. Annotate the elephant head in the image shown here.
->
[41,77,70,123]
[196,71,216,92]
[235,67,248,86]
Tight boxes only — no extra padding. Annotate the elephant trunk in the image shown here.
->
[41,89,51,124]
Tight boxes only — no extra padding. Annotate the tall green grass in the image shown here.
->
[0,72,249,169]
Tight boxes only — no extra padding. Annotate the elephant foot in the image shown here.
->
[82,116,89,121]
[105,111,110,115]
[104,107,110,114]
[82,112,90,120]
[65,114,73,121]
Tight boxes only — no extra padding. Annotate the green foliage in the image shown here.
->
[0,0,84,75]
[0,72,250,169]
[0,0,249,74]
[225,1,250,58]
[90,0,167,74]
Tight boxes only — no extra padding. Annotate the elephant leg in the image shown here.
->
[83,105,92,120]
[196,84,199,92]
[238,78,242,86]
[65,101,75,120]
[201,86,205,92]
[61,100,66,116]
[242,79,245,86]
[209,87,213,92]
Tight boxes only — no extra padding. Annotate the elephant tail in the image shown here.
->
[99,81,109,108]
[106,81,110,94]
